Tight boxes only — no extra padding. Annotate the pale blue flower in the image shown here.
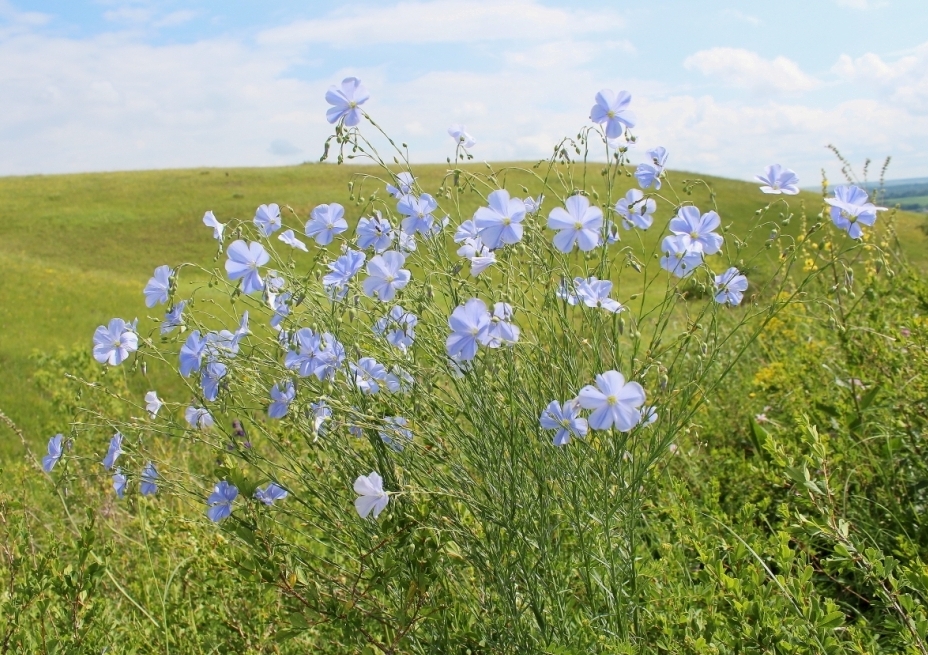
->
[386,172,415,199]
[203,210,224,240]
[140,461,158,496]
[325,77,369,127]
[398,193,439,236]
[200,362,227,402]
[42,434,64,472]
[523,195,544,213]
[456,237,496,276]
[446,298,492,361]
[374,305,417,351]
[284,329,345,381]
[487,302,520,347]
[278,229,308,252]
[354,471,389,518]
[714,267,749,306]
[254,483,288,506]
[453,219,479,243]
[669,206,724,255]
[93,318,138,366]
[362,251,410,302]
[660,235,703,278]
[384,366,414,394]
[756,164,800,195]
[826,185,886,239]
[143,265,171,308]
[305,203,349,246]
[575,277,625,313]
[270,292,291,330]
[309,400,331,436]
[323,249,366,299]
[161,301,187,334]
[145,391,162,418]
[225,240,270,294]
[547,195,603,253]
[254,203,281,236]
[448,124,476,148]
[379,417,412,452]
[185,406,214,430]
[641,406,658,426]
[350,357,388,394]
[590,89,635,138]
[539,400,588,446]
[102,432,123,470]
[206,480,238,522]
[356,211,395,252]
[397,230,417,253]
[268,380,296,419]
[113,469,127,499]
[601,221,620,246]
[615,189,656,230]
[474,190,525,249]
[179,330,207,377]
[577,370,646,431]
[635,147,668,190]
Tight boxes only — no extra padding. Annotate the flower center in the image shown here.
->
[385,275,395,283]
[560,418,571,428]
[574,221,583,230]
[689,231,699,239]
[607,110,616,119]
[503,217,511,226]
[606,395,617,405]
[348,101,357,109]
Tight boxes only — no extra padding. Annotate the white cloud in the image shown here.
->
[720,9,760,25]
[832,43,928,113]
[834,0,887,8]
[684,47,819,94]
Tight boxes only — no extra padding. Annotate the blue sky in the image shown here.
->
[2,0,927,183]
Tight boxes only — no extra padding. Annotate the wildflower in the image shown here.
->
[446,298,492,361]
[577,370,646,431]
[374,305,417,351]
[200,362,227,402]
[362,251,411,302]
[140,462,158,496]
[42,434,64,472]
[547,194,604,253]
[398,193,439,236]
[539,400,588,446]
[524,195,544,213]
[315,333,346,381]
[356,212,395,252]
[575,277,625,313]
[203,210,224,240]
[161,301,186,334]
[270,292,291,330]
[601,221,620,245]
[453,219,479,243]
[254,483,288,506]
[185,406,214,430]
[659,235,703,278]
[448,124,476,148]
[305,203,349,246]
[179,330,207,377]
[615,189,656,230]
[755,164,800,195]
[475,189,525,249]
[323,249,367,299]
[145,391,163,418]
[278,229,308,252]
[268,380,296,419]
[826,185,886,239]
[379,416,413,451]
[487,302,520,347]
[714,267,749,306]
[254,203,282,236]
[143,265,171,307]
[590,89,635,138]
[641,406,658,426]
[310,400,331,436]
[102,432,123,470]
[669,206,724,255]
[325,77,369,127]
[93,318,138,366]
[635,147,668,190]
[206,480,238,522]
[113,470,127,499]
[397,230,417,253]
[349,357,388,394]
[384,366,414,393]
[386,172,415,198]
[456,237,496,276]
[354,471,389,519]
[225,240,270,294]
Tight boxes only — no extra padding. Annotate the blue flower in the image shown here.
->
[102,432,123,470]
[350,357,388,394]
[254,483,288,506]
[659,235,703,278]
[756,164,800,195]
[453,219,479,243]
[446,298,492,361]
[386,172,415,199]
[714,267,749,306]
[42,434,64,473]
[284,329,345,381]
[615,189,656,230]
[310,400,331,436]
[185,406,214,430]
[379,417,412,452]
[225,240,270,294]
[206,481,238,522]
[487,302,520,347]
[826,185,886,239]
[635,147,668,190]
[539,400,588,446]
[254,203,281,236]
[448,124,476,148]
[362,251,411,302]
[323,249,366,299]
[523,195,544,213]
[113,469,127,499]
[574,277,625,314]
[590,89,635,138]
[200,362,227,402]
[577,371,646,431]
[356,211,395,252]
[161,301,187,334]
[354,472,389,518]
[278,229,308,252]
[669,206,724,255]
[143,265,171,308]
[179,330,207,377]
[305,203,349,246]
[268,380,296,419]
[325,77,368,127]
[397,230,417,253]
[270,292,291,330]
[140,461,158,496]
[93,318,138,366]
[474,190,525,250]
[203,210,224,240]
[145,391,163,418]
[384,366,414,394]
[374,305,417,352]
[397,194,438,236]
[547,195,603,253]
[456,237,496,276]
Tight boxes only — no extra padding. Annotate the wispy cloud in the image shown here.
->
[720,9,761,25]
[684,47,819,94]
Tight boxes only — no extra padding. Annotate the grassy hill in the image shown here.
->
[1,162,926,453]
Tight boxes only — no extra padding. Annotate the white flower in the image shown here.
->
[144,391,163,418]
[353,471,389,519]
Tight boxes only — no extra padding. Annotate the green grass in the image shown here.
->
[2,162,926,453]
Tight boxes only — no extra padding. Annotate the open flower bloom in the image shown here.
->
[714,267,749,306]
[93,318,138,366]
[660,235,704,278]
[206,481,238,522]
[446,298,492,361]
[356,212,395,252]
[349,357,388,394]
[398,193,439,235]
[540,399,588,446]
[354,471,389,519]
[453,219,479,243]
[254,203,282,236]
[185,406,214,430]
[575,277,625,313]
[225,240,270,294]
[255,483,288,506]
[140,462,158,496]
[323,249,366,298]
[386,172,415,198]
[669,206,724,255]
[268,380,296,419]
[113,470,127,499]
[826,185,886,239]
[487,302,520,347]
[755,164,800,195]
[179,330,207,377]
[278,229,308,252]
[448,124,476,148]
[200,362,227,402]
[145,391,163,418]
[615,189,656,230]
[305,203,349,246]
[203,210,224,240]
[42,434,64,472]
[577,370,646,431]
[635,147,668,190]
[590,89,635,139]
[161,301,187,334]
[374,305,417,351]
[362,251,410,302]
[143,265,171,307]
[547,194,603,253]
[102,432,123,470]
[325,77,369,126]
[474,189,526,249]
[457,236,496,276]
